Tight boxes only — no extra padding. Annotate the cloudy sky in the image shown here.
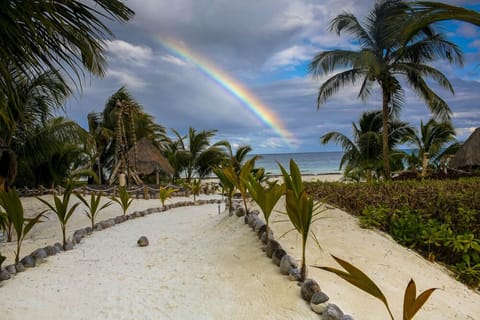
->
[67,0,480,154]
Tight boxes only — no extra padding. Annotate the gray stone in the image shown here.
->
[6,264,16,275]
[235,207,246,217]
[342,315,354,320]
[44,245,57,256]
[101,219,115,229]
[63,241,75,251]
[301,279,321,302]
[20,255,36,268]
[289,268,302,281]
[272,248,287,266]
[247,214,257,228]
[310,291,330,314]
[53,242,63,253]
[280,255,298,275]
[137,236,149,247]
[15,263,25,273]
[73,230,85,244]
[114,215,126,224]
[254,221,266,234]
[260,229,274,244]
[325,304,344,320]
[266,240,281,258]
[31,248,48,264]
[85,227,93,234]
[250,209,260,216]
[94,222,103,231]
[0,269,10,281]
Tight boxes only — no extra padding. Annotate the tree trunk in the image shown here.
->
[382,89,391,179]
[421,152,429,177]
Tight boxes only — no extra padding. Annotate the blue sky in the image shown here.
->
[67,0,480,154]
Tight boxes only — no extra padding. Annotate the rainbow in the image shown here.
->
[158,38,295,146]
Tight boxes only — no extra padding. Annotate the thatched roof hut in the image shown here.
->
[127,138,174,176]
[450,128,480,169]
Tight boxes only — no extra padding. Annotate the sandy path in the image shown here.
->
[0,200,317,320]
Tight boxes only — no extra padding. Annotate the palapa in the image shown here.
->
[450,127,480,169]
[127,138,174,176]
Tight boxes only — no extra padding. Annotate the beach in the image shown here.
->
[0,175,479,319]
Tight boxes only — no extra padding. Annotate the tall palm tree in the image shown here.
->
[309,0,462,178]
[403,118,457,176]
[0,0,133,95]
[321,110,414,181]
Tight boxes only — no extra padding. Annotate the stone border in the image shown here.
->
[0,198,223,283]
[231,200,354,320]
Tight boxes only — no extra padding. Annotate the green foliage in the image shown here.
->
[245,174,284,243]
[305,178,480,288]
[360,205,389,229]
[279,159,324,281]
[212,166,236,214]
[37,182,80,246]
[314,255,437,320]
[0,207,14,242]
[159,187,178,208]
[189,179,202,202]
[112,186,133,216]
[237,158,257,213]
[76,192,113,230]
[0,189,45,264]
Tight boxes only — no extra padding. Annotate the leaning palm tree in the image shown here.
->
[309,0,462,179]
[403,119,457,177]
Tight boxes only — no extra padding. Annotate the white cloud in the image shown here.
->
[104,40,153,66]
[106,69,149,90]
[159,54,189,67]
[264,45,316,70]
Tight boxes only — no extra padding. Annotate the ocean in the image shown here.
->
[253,152,343,176]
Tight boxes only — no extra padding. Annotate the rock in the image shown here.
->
[235,207,246,217]
[63,241,75,251]
[301,279,321,302]
[289,268,302,281]
[73,230,85,244]
[310,291,330,314]
[20,255,36,268]
[94,222,103,231]
[0,269,10,281]
[325,304,344,320]
[342,315,354,320]
[53,242,63,253]
[31,248,47,264]
[15,263,26,273]
[101,219,115,229]
[266,240,281,258]
[44,245,57,256]
[272,248,287,266]
[114,215,125,224]
[254,221,266,235]
[6,264,16,275]
[137,236,149,247]
[247,214,257,228]
[250,209,260,216]
[260,229,274,244]
[85,226,93,235]
[280,255,298,275]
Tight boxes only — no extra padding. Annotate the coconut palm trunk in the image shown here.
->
[382,89,391,178]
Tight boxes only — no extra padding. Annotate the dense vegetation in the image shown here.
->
[305,178,480,288]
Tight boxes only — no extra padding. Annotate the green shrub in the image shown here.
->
[112,187,132,216]
[360,205,389,229]
[390,207,424,248]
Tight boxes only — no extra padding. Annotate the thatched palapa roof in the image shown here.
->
[127,138,174,176]
[450,128,480,169]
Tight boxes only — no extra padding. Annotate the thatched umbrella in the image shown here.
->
[127,138,174,180]
[450,128,480,169]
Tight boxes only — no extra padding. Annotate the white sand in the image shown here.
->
[0,178,479,319]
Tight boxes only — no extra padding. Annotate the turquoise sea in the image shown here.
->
[253,152,343,176]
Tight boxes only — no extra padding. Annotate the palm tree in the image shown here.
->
[403,118,457,177]
[321,110,414,181]
[309,0,462,178]
[0,0,133,95]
